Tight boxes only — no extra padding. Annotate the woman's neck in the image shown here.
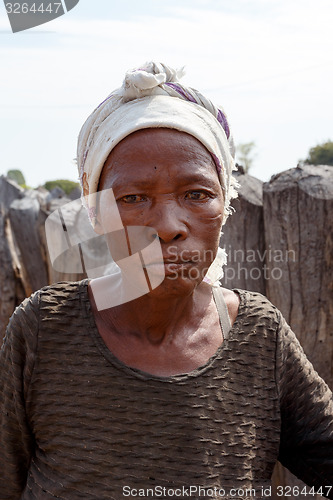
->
[88,280,212,345]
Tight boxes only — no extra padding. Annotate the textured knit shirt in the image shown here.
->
[0,280,332,500]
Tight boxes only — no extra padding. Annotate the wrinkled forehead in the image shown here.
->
[99,128,221,191]
[79,96,230,193]
[103,128,218,167]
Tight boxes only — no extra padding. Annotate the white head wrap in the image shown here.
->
[77,61,238,225]
[76,62,239,285]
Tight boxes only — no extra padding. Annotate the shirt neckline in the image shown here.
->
[80,279,247,383]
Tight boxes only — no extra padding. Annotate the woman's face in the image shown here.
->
[98,128,224,296]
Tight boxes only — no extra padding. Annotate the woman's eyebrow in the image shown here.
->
[112,174,217,189]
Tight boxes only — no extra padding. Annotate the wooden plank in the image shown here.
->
[0,176,25,339]
[264,165,333,500]
[221,172,265,293]
[9,195,49,296]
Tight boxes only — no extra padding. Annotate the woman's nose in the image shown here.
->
[148,203,189,243]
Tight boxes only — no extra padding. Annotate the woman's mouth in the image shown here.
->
[143,259,195,278]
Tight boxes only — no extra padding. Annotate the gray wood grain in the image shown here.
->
[264,165,333,500]
[221,171,265,293]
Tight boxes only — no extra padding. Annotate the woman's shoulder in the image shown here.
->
[232,287,280,311]
[6,279,88,334]
[222,286,282,330]
[2,280,89,360]
[37,279,88,305]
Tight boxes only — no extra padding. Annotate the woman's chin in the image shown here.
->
[148,270,205,298]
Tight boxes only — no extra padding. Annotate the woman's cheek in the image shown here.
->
[116,205,146,226]
[190,198,224,222]
[196,209,224,225]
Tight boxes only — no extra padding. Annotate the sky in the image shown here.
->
[0,0,332,188]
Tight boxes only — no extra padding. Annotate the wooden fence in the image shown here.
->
[0,164,332,499]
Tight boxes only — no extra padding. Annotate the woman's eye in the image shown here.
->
[185,191,209,200]
[119,194,146,203]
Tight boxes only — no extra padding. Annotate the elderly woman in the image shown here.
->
[0,62,332,500]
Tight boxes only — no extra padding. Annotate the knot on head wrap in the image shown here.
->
[77,61,238,225]
[122,62,185,100]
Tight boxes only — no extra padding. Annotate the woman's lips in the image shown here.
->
[144,260,194,276]
[164,262,192,274]
[145,259,193,266]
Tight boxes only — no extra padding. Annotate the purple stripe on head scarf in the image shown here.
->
[165,82,230,140]
[164,82,197,104]
[217,109,230,139]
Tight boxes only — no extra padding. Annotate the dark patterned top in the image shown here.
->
[0,280,332,500]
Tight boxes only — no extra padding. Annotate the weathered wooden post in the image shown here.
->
[221,170,266,294]
[0,176,25,339]
[264,164,333,500]
[9,194,49,297]
[38,193,87,286]
[0,183,87,338]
